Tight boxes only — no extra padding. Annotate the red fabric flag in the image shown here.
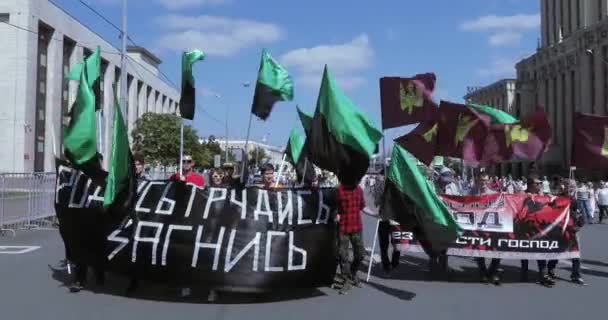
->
[379,73,438,129]
[572,112,608,170]
[435,101,490,166]
[394,120,438,165]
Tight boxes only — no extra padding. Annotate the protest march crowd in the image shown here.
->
[53,44,607,304]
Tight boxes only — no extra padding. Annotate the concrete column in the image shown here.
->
[44,30,62,172]
[162,95,169,114]
[564,69,573,167]
[541,0,549,47]
[128,77,138,142]
[594,48,604,115]
[547,0,555,45]
[138,83,147,118]
[556,73,564,148]
[147,88,155,113]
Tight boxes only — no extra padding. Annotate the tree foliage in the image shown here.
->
[131,113,216,169]
[248,146,269,167]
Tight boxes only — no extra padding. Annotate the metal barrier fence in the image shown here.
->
[0,172,57,236]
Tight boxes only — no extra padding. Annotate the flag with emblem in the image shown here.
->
[394,120,438,165]
[435,101,490,166]
[379,73,438,129]
[572,112,608,170]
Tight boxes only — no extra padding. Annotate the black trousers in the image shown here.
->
[378,220,401,271]
[521,260,548,275]
[547,258,581,278]
[476,258,501,277]
[599,205,608,222]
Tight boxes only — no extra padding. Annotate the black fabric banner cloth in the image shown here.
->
[55,162,339,291]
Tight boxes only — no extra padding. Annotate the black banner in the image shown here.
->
[55,163,339,291]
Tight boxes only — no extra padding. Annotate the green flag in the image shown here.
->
[63,61,97,165]
[85,47,101,86]
[66,63,83,81]
[297,106,313,134]
[251,49,294,120]
[104,88,134,208]
[380,145,461,252]
[306,65,382,185]
[285,127,305,164]
[468,104,518,124]
[179,49,206,120]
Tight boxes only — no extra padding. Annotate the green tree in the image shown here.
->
[131,113,209,169]
[248,146,269,167]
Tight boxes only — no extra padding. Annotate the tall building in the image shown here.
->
[516,0,608,175]
[0,0,179,173]
[464,79,518,176]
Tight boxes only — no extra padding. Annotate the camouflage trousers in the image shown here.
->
[338,232,365,282]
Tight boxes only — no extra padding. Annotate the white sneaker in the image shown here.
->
[181,287,191,297]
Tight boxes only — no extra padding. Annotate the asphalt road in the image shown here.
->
[1,197,607,320]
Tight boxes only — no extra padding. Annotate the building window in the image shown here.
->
[590,52,596,113]
[35,23,53,172]
[577,0,581,28]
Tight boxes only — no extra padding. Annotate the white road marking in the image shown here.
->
[0,246,41,254]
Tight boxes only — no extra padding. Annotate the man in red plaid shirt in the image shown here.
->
[336,182,366,294]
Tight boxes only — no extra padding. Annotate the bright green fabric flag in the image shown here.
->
[104,88,132,208]
[285,127,305,164]
[468,103,518,124]
[251,49,294,120]
[381,145,461,251]
[179,49,206,120]
[85,47,101,86]
[66,63,83,81]
[63,62,97,165]
[317,65,382,157]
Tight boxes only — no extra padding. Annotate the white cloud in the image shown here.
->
[489,31,523,46]
[298,74,366,91]
[477,58,517,77]
[280,34,373,75]
[156,0,230,9]
[156,15,283,56]
[460,14,540,32]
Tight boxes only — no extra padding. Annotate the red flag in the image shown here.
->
[572,112,608,170]
[435,101,490,166]
[394,120,438,165]
[379,73,438,129]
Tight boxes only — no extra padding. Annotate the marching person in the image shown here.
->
[596,181,608,223]
[336,181,366,295]
[471,172,502,285]
[221,162,236,187]
[170,155,205,187]
[209,168,226,188]
[574,181,593,225]
[258,163,282,189]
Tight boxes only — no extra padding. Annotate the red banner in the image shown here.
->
[395,194,580,260]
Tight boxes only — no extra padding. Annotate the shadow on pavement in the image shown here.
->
[49,263,327,304]
[365,281,416,301]
[581,259,608,269]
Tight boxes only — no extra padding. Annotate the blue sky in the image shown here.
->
[54,0,540,148]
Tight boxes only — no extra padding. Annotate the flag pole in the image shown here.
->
[179,122,184,179]
[300,158,309,186]
[241,113,254,183]
[119,0,128,125]
[275,153,287,188]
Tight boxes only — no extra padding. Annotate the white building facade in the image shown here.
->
[0,0,179,173]
[201,138,285,168]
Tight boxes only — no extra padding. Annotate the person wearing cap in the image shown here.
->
[170,155,205,187]
[438,167,460,196]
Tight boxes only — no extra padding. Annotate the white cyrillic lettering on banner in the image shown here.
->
[86,186,104,207]
[498,239,508,247]
[508,239,519,248]
[55,165,74,203]
[539,241,550,249]
[297,190,313,225]
[224,229,261,272]
[254,190,273,222]
[155,182,176,215]
[454,212,475,226]
[161,224,193,266]
[107,219,132,260]
[136,182,164,213]
[184,183,205,218]
[132,221,164,264]
[265,231,286,272]
[68,173,85,208]
[137,180,148,194]
[230,189,247,219]
[191,226,225,270]
[480,238,492,246]
[529,240,539,248]
[549,241,559,250]
[277,191,293,225]
[288,231,307,271]
[456,237,468,245]
[203,188,227,219]
[520,240,530,248]
[316,190,330,225]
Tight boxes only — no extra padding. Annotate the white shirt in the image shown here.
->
[597,188,608,206]
[542,180,551,194]
[444,182,460,195]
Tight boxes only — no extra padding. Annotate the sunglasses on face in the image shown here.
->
[182,160,193,163]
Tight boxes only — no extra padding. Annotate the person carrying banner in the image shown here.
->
[170,155,205,187]
[336,182,366,295]
[520,174,555,287]
[470,172,502,285]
